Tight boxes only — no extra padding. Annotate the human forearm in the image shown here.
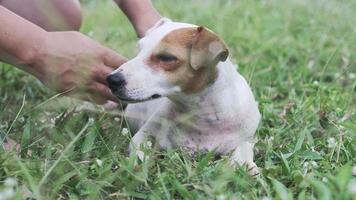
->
[114,0,161,37]
[0,6,46,73]
[0,6,126,104]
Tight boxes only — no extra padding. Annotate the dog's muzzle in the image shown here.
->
[107,73,126,93]
[107,72,162,103]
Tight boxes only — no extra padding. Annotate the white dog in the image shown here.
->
[107,18,261,174]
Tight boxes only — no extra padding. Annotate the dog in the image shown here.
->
[107,18,261,175]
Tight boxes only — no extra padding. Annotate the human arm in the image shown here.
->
[0,6,45,69]
[0,6,126,103]
[114,0,162,38]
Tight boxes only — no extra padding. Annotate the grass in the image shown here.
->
[0,0,355,199]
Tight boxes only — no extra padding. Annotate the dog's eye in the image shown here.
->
[156,53,178,62]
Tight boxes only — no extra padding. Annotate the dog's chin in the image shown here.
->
[115,94,162,103]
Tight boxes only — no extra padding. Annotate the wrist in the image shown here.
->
[17,30,49,79]
[21,30,48,66]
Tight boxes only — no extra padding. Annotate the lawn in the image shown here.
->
[0,0,355,199]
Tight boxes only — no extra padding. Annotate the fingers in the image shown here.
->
[93,65,114,86]
[102,48,127,69]
[61,83,118,105]
[90,82,119,103]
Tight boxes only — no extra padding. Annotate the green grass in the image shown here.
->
[1,0,355,199]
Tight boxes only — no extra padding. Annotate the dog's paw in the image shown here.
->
[136,149,146,161]
[230,160,260,176]
[246,162,260,176]
[132,150,151,169]
[130,147,149,166]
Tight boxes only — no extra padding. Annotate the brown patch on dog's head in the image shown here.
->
[147,26,229,93]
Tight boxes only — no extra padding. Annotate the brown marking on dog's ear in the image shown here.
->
[197,26,204,33]
[190,26,229,70]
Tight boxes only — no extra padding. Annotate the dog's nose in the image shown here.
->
[106,73,126,89]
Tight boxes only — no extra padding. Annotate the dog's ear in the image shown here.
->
[190,26,229,70]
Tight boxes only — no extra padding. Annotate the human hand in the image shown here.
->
[29,31,126,104]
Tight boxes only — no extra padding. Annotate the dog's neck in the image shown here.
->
[168,59,250,120]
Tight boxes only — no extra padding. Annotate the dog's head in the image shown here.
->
[107,18,229,102]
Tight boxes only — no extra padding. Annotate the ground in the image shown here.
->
[0,0,355,199]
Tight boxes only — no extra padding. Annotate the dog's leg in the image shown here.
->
[129,130,151,161]
[128,101,170,161]
[129,119,158,161]
[129,131,146,161]
[230,141,259,176]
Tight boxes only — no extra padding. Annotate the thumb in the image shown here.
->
[102,48,127,69]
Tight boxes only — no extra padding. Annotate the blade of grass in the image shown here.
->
[38,120,92,188]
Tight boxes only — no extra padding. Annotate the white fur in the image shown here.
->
[111,19,261,175]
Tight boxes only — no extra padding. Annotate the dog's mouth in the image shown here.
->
[151,94,162,99]
[116,94,162,103]
[109,85,163,103]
